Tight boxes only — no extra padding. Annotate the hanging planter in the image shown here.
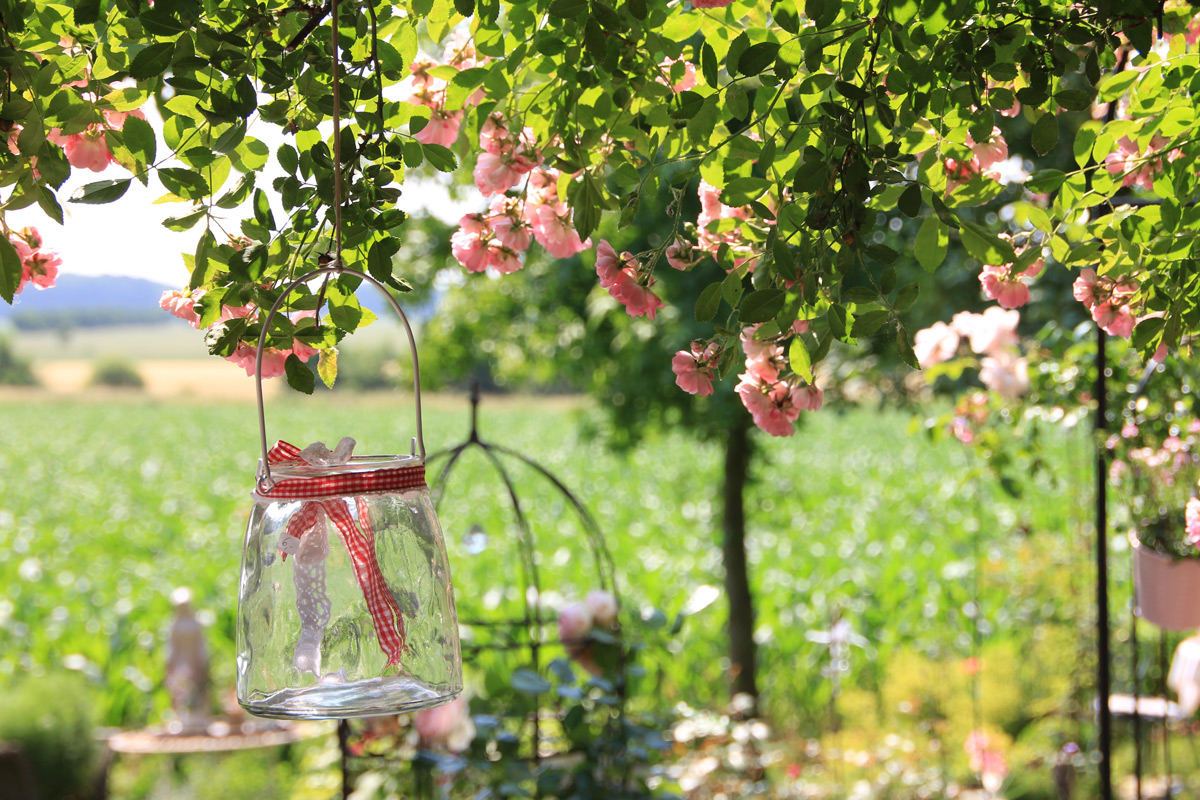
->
[1130,531,1200,631]
[236,267,463,719]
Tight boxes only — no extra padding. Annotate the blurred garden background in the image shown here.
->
[1,198,1195,800]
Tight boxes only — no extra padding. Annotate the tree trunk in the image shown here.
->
[722,419,758,715]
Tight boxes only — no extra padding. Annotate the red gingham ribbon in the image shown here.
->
[264,440,413,666]
[259,441,426,500]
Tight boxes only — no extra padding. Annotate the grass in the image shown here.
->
[0,384,1141,796]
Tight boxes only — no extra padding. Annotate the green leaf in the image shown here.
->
[69,178,132,204]
[960,222,1016,265]
[1054,88,1094,111]
[163,209,206,231]
[73,0,102,26]
[740,289,785,323]
[722,270,744,307]
[893,282,920,311]
[421,143,457,171]
[1031,112,1059,157]
[789,336,813,383]
[454,0,475,16]
[898,184,922,217]
[896,327,919,369]
[251,188,275,230]
[727,32,750,75]
[701,42,718,88]
[1025,169,1067,193]
[696,282,723,323]
[284,353,315,395]
[122,114,156,165]
[159,168,210,200]
[1131,315,1166,354]
[738,42,781,76]
[0,237,20,303]
[129,43,175,81]
[318,348,338,389]
[511,667,551,696]
[570,173,604,242]
[914,215,947,272]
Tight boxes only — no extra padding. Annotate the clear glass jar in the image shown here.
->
[237,453,462,719]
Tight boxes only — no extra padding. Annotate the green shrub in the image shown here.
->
[0,673,100,799]
[89,358,144,389]
[0,336,36,386]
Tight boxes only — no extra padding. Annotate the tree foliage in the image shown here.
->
[0,0,1194,433]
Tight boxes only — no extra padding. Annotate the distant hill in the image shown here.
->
[0,274,173,329]
[0,272,434,331]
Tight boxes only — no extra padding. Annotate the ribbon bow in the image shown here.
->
[258,439,426,668]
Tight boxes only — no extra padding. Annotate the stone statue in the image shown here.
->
[165,587,210,733]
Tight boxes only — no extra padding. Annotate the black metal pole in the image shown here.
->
[1096,327,1113,799]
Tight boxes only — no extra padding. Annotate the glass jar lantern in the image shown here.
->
[236,268,462,719]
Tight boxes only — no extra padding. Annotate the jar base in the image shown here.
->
[240,674,461,720]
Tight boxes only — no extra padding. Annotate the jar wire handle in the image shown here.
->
[255,266,424,490]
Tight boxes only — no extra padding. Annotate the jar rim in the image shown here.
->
[265,453,424,480]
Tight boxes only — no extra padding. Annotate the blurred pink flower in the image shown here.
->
[415,696,474,753]
[586,590,618,628]
[953,307,1019,355]
[1187,497,1200,547]
[913,321,960,367]
[558,602,593,644]
[979,350,1029,398]
[968,126,1008,171]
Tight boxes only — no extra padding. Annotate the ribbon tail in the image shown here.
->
[323,499,408,666]
[280,499,323,561]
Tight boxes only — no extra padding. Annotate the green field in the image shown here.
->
[0,390,1144,795]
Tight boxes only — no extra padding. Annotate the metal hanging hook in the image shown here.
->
[254,267,426,491]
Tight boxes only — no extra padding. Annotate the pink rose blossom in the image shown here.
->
[1073,268,1099,307]
[414,108,463,147]
[160,290,203,327]
[479,113,510,156]
[442,28,481,69]
[473,151,525,196]
[913,321,961,367]
[595,240,627,289]
[615,272,664,319]
[672,341,719,396]
[658,57,697,93]
[531,203,587,258]
[488,196,532,252]
[486,242,524,274]
[526,168,560,205]
[1092,302,1136,338]
[451,213,491,273]
[793,383,823,411]
[61,128,113,172]
[23,250,60,290]
[741,325,786,383]
[666,238,698,270]
[103,107,147,130]
[944,156,979,193]
[968,127,1009,171]
[979,265,1031,309]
